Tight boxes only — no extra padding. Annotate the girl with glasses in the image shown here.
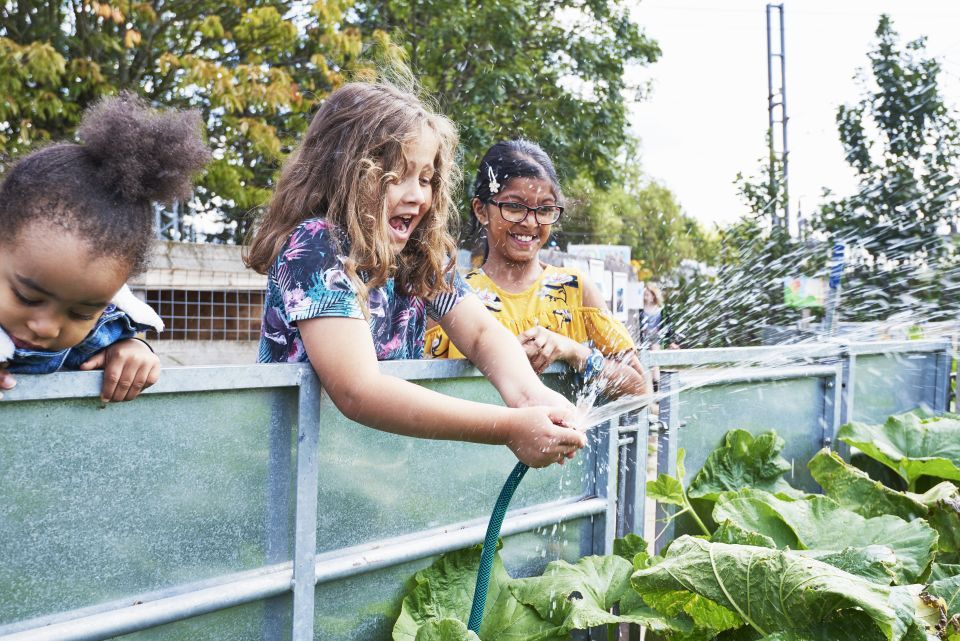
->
[425,140,649,399]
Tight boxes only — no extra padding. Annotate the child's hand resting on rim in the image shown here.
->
[0,367,15,399]
[519,325,590,375]
[79,338,160,403]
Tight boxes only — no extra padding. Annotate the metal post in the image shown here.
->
[291,373,322,641]
[263,391,295,641]
[766,3,789,229]
[823,242,845,336]
[821,362,843,450]
[932,343,952,414]
[615,408,646,538]
[590,416,618,557]
[654,371,679,554]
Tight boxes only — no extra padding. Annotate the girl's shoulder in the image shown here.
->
[274,217,345,273]
[540,264,582,289]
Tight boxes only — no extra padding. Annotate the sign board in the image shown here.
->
[612,271,628,321]
[567,244,632,265]
[783,276,826,309]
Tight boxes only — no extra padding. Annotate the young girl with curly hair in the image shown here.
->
[246,82,584,468]
[0,94,210,402]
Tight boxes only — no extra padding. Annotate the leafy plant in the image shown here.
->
[646,447,711,536]
[837,412,960,490]
[393,412,960,640]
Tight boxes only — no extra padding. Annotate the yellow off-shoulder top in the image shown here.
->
[424,265,635,359]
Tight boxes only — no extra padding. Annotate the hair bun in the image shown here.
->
[78,92,211,204]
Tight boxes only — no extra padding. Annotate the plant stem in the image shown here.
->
[684,495,711,536]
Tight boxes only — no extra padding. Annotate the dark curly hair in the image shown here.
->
[0,93,210,275]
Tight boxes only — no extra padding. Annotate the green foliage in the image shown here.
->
[560,159,716,276]
[0,1,369,240]
[837,411,960,490]
[812,14,960,322]
[394,415,960,640]
[352,0,659,192]
[668,152,820,347]
[633,536,935,641]
[687,430,798,503]
[713,488,938,584]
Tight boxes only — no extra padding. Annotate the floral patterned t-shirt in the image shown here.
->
[259,217,469,362]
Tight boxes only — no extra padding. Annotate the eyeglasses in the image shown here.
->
[488,199,564,225]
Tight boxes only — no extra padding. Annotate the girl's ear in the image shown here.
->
[472,198,489,226]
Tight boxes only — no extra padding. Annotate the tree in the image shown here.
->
[813,14,960,321]
[1,0,370,240]
[350,0,661,199]
[558,163,717,277]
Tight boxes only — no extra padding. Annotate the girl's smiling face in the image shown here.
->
[384,127,439,253]
[475,176,558,264]
[0,225,129,352]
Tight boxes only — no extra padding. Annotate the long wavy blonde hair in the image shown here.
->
[245,82,460,314]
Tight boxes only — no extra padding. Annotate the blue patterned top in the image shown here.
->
[259,218,469,362]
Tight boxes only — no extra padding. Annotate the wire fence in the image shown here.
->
[143,289,264,341]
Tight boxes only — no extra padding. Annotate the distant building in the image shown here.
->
[129,241,263,366]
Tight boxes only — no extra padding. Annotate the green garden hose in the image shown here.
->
[466,460,529,632]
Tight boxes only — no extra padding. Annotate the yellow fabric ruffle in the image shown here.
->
[424,265,635,359]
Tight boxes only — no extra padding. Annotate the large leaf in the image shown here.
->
[809,449,931,519]
[811,449,960,557]
[927,568,960,619]
[713,489,938,583]
[508,555,676,634]
[413,619,481,641]
[688,430,800,502]
[393,545,560,641]
[837,412,960,489]
[393,546,484,640]
[631,536,938,641]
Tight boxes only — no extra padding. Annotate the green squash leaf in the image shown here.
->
[393,545,483,640]
[797,546,899,585]
[508,555,630,632]
[413,618,481,641]
[712,489,938,583]
[393,544,559,641]
[688,430,801,502]
[837,412,960,489]
[631,536,937,641]
[927,574,960,619]
[809,448,931,519]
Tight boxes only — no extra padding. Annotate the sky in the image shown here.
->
[626,0,960,229]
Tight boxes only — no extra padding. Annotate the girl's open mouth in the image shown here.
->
[389,215,414,234]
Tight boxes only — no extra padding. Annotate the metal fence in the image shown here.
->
[142,289,264,341]
[0,339,952,641]
[0,360,628,641]
[650,339,953,547]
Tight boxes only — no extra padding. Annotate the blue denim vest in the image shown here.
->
[4,305,152,374]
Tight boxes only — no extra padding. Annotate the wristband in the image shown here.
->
[130,337,155,354]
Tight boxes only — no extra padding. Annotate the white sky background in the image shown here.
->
[626,0,960,230]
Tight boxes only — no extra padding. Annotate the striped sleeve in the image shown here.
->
[425,270,469,322]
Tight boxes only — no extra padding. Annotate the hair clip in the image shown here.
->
[486,165,500,195]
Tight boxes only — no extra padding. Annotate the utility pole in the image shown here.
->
[766,3,789,231]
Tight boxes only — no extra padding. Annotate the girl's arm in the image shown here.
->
[580,278,651,398]
[438,295,572,409]
[298,316,584,468]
